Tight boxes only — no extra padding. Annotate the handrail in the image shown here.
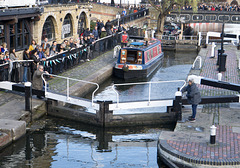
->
[41,73,99,107]
[159,35,198,41]
[239,58,240,70]
[192,56,202,69]
[113,45,121,58]
[111,80,186,108]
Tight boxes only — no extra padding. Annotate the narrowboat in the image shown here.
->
[113,38,164,79]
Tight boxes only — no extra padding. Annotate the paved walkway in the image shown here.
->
[159,45,240,167]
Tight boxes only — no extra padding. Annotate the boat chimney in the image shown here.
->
[145,40,148,46]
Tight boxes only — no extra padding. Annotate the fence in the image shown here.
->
[110,8,149,26]
[159,35,198,41]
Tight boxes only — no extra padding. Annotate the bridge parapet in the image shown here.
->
[167,10,240,24]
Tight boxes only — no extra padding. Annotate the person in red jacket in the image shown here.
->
[121,30,129,48]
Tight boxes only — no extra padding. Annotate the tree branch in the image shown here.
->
[147,0,162,12]
[163,1,180,16]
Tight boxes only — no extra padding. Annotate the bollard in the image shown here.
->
[210,42,216,58]
[219,53,227,72]
[174,88,182,121]
[24,82,32,112]
[217,73,222,81]
[217,48,225,65]
[210,125,217,144]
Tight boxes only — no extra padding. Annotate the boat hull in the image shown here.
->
[113,53,163,80]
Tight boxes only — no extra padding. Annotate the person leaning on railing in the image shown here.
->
[1,42,8,54]
[50,41,59,56]
[29,39,37,52]
[9,48,19,83]
[30,50,41,80]
[0,52,8,81]
[22,48,31,83]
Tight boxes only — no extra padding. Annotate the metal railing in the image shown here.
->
[180,35,198,40]
[159,35,198,41]
[110,8,149,26]
[239,58,240,70]
[111,80,186,109]
[42,73,100,109]
[160,35,177,40]
[192,56,202,69]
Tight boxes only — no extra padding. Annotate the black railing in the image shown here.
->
[110,8,149,25]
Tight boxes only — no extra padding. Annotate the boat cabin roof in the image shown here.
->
[124,38,160,51]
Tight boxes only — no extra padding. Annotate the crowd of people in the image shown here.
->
[179,3,240,12]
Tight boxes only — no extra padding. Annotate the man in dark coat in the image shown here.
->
[105,20,112,35]
[32,65,48,99]
[181,78,201,122]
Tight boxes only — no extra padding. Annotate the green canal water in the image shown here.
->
[0,50,198,168]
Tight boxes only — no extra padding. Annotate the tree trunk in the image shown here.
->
[156,14,165,35]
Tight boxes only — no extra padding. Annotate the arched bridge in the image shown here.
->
[166,10,240,24]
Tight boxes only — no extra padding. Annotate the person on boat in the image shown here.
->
[121,30,129,48]
[181,78,201,122]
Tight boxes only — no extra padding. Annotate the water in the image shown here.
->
[0,50,198,168]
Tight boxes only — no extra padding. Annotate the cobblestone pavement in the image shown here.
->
[199,45,240,96]
[160,45,240,167]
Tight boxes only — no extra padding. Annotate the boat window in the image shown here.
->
[151,49,153,58]
[137,51,142,64]
[120,49,127,63]
[126,50,138,64]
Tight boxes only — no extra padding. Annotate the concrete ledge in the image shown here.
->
[0,119,26,141]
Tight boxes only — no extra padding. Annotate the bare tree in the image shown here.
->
[148,0,199,35]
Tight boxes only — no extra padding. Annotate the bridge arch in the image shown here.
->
[41,16,57,41]
[230,0,238,6]
[78,12,87,36]
[62,13,74,39]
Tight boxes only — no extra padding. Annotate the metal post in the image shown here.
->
[210,125,217,144]
[174,88,182,121]
[217,73,222,81]
[148,82,151,105]
[179,23,183,40]
[211,42,216,58]
[67,77,69,100]
[219,19,225,71]
[24,82,32,112]
[198,32,201,47]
